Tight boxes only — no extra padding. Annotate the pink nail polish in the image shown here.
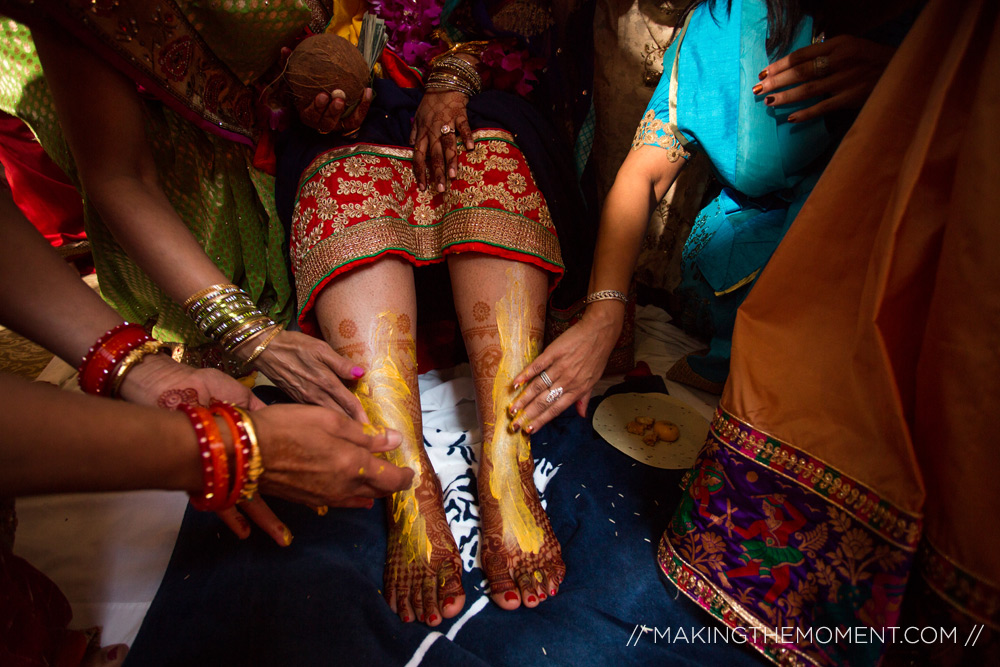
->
[351,366,365,378]
[504,591,518,601]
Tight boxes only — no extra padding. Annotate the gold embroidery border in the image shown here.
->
[294,208,564,313]
[658,535,821,667]
[714,404,923,551]
[920,538,1000,630]
[50,0,255,141]
[296,129,520,198]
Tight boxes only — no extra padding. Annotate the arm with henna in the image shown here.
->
[29,24,367,419]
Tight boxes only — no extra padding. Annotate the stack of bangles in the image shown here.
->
[183,283,282,365]
[178,401,264,511]
[425,54,482,97]
[77,322,168,397]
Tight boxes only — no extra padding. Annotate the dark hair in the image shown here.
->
[679,0,819,57]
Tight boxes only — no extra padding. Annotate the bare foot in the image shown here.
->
[383,448,466,626]
[478,437,565,610]
[82,643,128,667]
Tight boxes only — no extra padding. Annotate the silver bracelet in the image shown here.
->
[585,289,628,305]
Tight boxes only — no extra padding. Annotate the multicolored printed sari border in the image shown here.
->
[712,407,922,551]
[920,541,1000,630]
[659,536,819,667]
[663,405,922,666]
[43,0,257,144]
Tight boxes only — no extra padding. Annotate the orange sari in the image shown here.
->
[660,0,1000,664]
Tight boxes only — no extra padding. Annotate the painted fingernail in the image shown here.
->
[752,83,763,95]
[758,68,768,80]
[280,525,293,546]
[429,614,439,622]
[504,591,519,601]
[365,499,375,509]
[508,404,517,417]
[419,613,426,622]
[352,365,365,378]
[315,505,329,516]
[444,596,456,606]
[508,422,521,434]
[527,595,537,603]
[765,96,775,106]
[524,424,535,434]
[787,114,799,123]
[512,381,522,390]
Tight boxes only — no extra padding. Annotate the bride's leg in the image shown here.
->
[314,256,465,626]
[447,253,565,609]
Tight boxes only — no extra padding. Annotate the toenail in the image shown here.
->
[402,614,409,622]
[429,614,438,622]
[504,591,518,601]
[551,588,557,595]
[527,595,536,603]
[444,596,455,606]
[419,614,425,622]
[539,593,547,600]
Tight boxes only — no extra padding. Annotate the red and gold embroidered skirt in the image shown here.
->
[289,129,564,334]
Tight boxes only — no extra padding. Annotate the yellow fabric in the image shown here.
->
[725,0,999,602]
[325,0,366,45]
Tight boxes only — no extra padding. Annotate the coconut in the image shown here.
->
[285,34,370,116]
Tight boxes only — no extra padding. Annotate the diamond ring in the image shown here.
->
[545,386,564,404]
[440,124,453,134]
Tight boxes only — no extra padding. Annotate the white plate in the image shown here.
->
[592,392,708,469]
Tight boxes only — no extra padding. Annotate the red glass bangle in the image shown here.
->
[210,402,248,509]
[78,323,151,396]
[178,404,231,512]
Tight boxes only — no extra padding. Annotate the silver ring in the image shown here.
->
[539,370,553,388]
[545,386,564,404]
[813,56,830,77]
[440,124,453,134]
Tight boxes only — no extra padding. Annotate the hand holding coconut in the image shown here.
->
[282,34,374,135]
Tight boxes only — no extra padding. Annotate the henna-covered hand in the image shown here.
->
[410,90,475,193]
[121,352,264,409]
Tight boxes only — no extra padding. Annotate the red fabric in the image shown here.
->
[379,50,424,89]
[0,546,88,667]
[0,113,85,248]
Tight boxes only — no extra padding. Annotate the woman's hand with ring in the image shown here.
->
[410,90,474,193]
[753,35,895,123]
[507,303,624,434]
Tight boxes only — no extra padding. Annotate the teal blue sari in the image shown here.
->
[637,0,831,385]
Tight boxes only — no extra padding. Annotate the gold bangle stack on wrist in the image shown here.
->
[425,55,482,97]
[183,283,281,365]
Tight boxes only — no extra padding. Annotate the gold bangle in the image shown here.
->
[584,289,628,305]
[238,324,283,366]
[183,283,240,311]
[429,40,491,66]
[232,406,263,502]
[109,340,169,398]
